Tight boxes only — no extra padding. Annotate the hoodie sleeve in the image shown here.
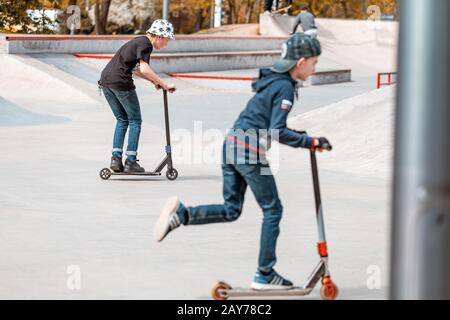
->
[269,83,313,149]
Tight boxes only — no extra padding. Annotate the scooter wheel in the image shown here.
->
[320,282,339,300]
[99,168,112,180]
[211,281,232,300]
[166,168,178,181]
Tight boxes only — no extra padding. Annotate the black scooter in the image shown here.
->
[99,90,178,181]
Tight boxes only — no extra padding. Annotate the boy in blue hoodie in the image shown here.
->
[154,33,331,290]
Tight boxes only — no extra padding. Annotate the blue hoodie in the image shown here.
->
[226,68,313,161]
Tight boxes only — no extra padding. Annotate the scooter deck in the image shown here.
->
[110,171,161,176]
[226,287,312,298]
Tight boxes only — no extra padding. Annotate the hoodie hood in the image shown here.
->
[251,68,297,93]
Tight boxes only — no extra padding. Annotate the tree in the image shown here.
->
[169,0,212,34]
[193,0,211,32]
[229,0,243,24]
[291,0,397,19]
[0,0,59,33]
[245,0,261,24]
[94,0,111,34]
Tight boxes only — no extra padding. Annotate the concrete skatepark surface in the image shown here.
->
[0,20,397,299]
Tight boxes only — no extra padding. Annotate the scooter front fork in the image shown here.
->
[317,241,333,283]
[303,242,333,290]
[153,146,173,173]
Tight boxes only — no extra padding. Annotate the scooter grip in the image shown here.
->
[320,143,333,151]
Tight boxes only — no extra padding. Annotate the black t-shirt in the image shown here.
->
[99,36,153,91]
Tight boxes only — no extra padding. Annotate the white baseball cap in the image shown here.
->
[147,19,175,39]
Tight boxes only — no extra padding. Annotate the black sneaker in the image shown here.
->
[124,159,145,173]
[110,156,124,172]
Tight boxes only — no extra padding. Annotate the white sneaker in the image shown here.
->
[251,270,294,290]
[264,11,271,15]
[154,196,181,242]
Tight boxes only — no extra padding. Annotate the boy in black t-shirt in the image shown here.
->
[99,19,176,173]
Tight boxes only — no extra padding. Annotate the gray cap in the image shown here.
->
[271,33,322,73]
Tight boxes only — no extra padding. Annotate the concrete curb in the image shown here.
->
[0,34,288,54]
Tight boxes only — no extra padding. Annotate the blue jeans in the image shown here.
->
[177,151,283,274]
[102,86,142,157]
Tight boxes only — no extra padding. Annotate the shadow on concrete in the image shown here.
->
[104,175,222,182]
[0,97,70,126]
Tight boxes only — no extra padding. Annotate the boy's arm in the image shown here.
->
[134,59,176,92]
[292,14,301,34]
[269,85,314,149]
[133,68,150,81]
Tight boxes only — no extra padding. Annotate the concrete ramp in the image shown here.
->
[260,16,398,74]
[259,14,296,36]
[286,86,395,177]
[0,54,99,114]
[0,97,70,126]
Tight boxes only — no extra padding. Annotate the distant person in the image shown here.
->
[283,0,293,15]
[98,19,176,173]
[264,0,278,14]
[292,4,318,38]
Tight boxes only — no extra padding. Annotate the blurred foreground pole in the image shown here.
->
[163,0,169,21]
[391,0,450,299]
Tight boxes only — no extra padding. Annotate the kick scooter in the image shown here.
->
[211,142,338,300]
[99,89,178,181]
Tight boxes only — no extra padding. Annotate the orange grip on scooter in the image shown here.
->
[317,242,328,257]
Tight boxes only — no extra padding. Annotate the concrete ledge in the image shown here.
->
[296,69,351,87]
[76,50,282,73]
[0,34,287,54]
[308,69,352,86]
[145,50,281,73]
[74,51,351,84]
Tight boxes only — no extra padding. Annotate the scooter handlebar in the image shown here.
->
[318,143,333,151]
[314,143,333,152]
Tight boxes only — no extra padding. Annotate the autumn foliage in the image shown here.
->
[0,0,398,34]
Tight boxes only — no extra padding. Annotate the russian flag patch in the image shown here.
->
[280,99,293,110]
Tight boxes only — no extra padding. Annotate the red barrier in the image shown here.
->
[169,74,256,81]
[377,72,397,89]
[73,53,112,59]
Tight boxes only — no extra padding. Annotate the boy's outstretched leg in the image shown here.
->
[154,164,247,241]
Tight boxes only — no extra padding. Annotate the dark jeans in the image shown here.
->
[265,0,277,11]
[102,86,142,157]
[265,0,292,11]
[177,151,283,274]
